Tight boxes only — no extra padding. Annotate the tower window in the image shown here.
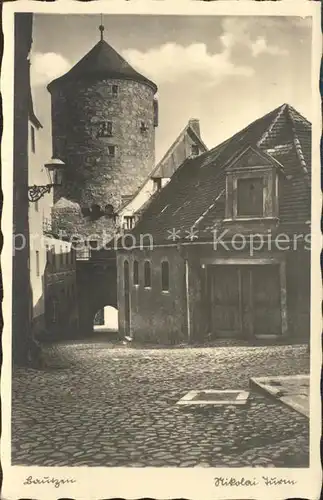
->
[105,204,114,216]
[161,260,169,292]
[30,125,36,153]
[112,84,119,97]
[144,261,151,288]
[133,260,139,286]
[97,121,113,138]
[36,251,40,277]
[140,121,148,133]
[107,145,116,157]
[191,144,199,156]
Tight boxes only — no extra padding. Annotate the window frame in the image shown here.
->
[133,260,139,286]
[124,216,135,230]
[191,144,199,156]
[236,176,264,218]
[144,260,152,289]
[111,84,119,97]
[35,250,40,277]
[153,177,162,192]
[161,260,170,293]
[107,145,116,157]
[97,120,113,138]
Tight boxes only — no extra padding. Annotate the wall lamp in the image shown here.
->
[28,158,66,202]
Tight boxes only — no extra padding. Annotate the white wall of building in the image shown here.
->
[118,177,170,229]
[28,119,72,319]
[28,119,53,318]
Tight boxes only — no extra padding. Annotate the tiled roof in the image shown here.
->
[48,39,157,93]
[132,104,311,244]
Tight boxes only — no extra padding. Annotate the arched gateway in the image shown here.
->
[76,249,117,337]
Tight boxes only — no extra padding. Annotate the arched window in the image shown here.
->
[144,261,151,288]
[161,260,169,292]
[133,260,139,286]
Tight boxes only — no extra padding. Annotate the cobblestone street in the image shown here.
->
[12,342,309,467]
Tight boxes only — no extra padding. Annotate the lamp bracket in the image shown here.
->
[28,184,57,203]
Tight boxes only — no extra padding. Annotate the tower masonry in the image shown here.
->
[48,26,158,246]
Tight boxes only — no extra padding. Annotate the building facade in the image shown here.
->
[117,104,311,344]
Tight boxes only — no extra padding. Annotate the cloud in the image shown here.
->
[251,37,288,57]
[30,52,71,86]
[123,43,253,86]
[220,18,289,59]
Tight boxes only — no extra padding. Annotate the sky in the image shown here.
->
[31,14,313,163]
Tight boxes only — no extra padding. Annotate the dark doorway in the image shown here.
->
[206,264,282,339]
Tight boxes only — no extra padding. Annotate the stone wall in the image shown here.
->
[50,78,156,241]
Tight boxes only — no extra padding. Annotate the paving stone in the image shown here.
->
[11,342,309,467]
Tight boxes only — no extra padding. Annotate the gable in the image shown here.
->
[225,146,285,174]
[153,122,208,178]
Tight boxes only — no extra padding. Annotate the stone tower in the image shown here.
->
[48,25,158,247]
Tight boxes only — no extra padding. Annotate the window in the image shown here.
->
[124,216,135,230]
[161,260,169,292]
[105,204,114,216]
[133,260,139,286]
[107,145,116,157]
[112,84,119,97]
[144,261,151,288]
[35,251,40,277]
[97,121,113,138]
[140,121,148,133]
[30,125,35,153]
[153,178,162,192]
[191,144,199,156]
[237,177,264,217]
[89,240,99,251]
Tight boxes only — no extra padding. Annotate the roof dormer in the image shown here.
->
[224,146,284,222]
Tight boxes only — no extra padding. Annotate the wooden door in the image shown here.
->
[206,264,282,338]
[207,265,242,337]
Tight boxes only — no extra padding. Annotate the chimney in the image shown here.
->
[189,118,200,138]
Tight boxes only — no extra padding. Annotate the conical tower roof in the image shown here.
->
[47,38,157,93]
